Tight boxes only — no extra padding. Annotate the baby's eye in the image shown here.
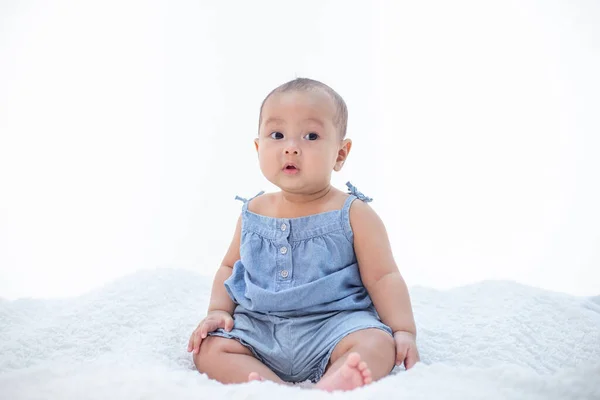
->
[270,132,284,139]
[304,132,319,141]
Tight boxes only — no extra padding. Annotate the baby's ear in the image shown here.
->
[254,138,259,152]
[334,139,352,171]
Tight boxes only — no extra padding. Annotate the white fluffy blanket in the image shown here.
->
[1,268,599,399]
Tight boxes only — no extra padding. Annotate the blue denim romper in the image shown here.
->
[209,182,392,383]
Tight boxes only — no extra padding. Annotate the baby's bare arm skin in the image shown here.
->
[207,215,243,314]
[207,266,236,314]
[350,201,417,336]
[188,216,242,354]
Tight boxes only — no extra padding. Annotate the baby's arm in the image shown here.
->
[188,215,241,354]
[207,215,242,315]
[350,201,419,367]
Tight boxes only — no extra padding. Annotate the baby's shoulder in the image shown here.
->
[246,192,276,215]
[348,194,383,234]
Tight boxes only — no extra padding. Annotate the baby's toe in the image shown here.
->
[361,367,371,378]
[346,353,361,368]
[248,372,263,382]
[358,361,368,372]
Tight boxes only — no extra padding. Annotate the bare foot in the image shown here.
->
[316,352,372,392]
[248,372,265,382]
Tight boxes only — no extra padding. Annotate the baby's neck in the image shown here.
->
[248,185,347,219]
[279,185,332,205]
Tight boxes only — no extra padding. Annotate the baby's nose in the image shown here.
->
[284,145,300,155]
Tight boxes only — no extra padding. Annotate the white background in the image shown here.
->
[1,0,598,300]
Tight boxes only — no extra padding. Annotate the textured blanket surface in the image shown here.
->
[1,268,599,399]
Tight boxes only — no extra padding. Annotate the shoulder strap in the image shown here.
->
[345,181,373,203]
[235,191,265,211]
[342,181,374,243]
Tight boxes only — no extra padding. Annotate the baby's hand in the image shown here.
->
[187,310,234,355]
[393,331,420,370]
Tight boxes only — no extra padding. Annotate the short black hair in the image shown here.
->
[258,78,348,138]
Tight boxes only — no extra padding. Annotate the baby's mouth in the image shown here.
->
[283,163,299,174]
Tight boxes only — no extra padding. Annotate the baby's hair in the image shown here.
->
[258,78,348,139]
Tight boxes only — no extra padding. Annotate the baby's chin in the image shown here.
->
[262,169,332,191]
[265,176,305,192]
[279,182,336,196]
[272,181,308,194]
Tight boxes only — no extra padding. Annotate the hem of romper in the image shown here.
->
[207,330,266,365]
[311,325,393,383]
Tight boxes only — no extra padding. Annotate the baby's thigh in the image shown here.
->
[329,327,395,363]
[193,336,252,372]
[294,309,393,379]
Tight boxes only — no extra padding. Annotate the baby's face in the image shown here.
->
[256,90,347,194]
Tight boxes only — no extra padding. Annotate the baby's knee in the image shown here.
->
[333,328,394,361]
[347,329,396,360]
[193,336,222,372]
[192,336,248,372]
[362,328,395,357]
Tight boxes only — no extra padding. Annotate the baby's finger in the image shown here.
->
[395,344,408,366]
[187,334,194,352]
[223,316,234,331]
[192,331,202,354]
[200,321,214,338]
[404,346,419,370]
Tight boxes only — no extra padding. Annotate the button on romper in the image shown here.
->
[209,182,392,383]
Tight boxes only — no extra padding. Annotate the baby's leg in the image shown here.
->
[193,336,284,384]
[316,328,395,391]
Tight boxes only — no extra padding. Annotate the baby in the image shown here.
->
[187,78,419,391]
